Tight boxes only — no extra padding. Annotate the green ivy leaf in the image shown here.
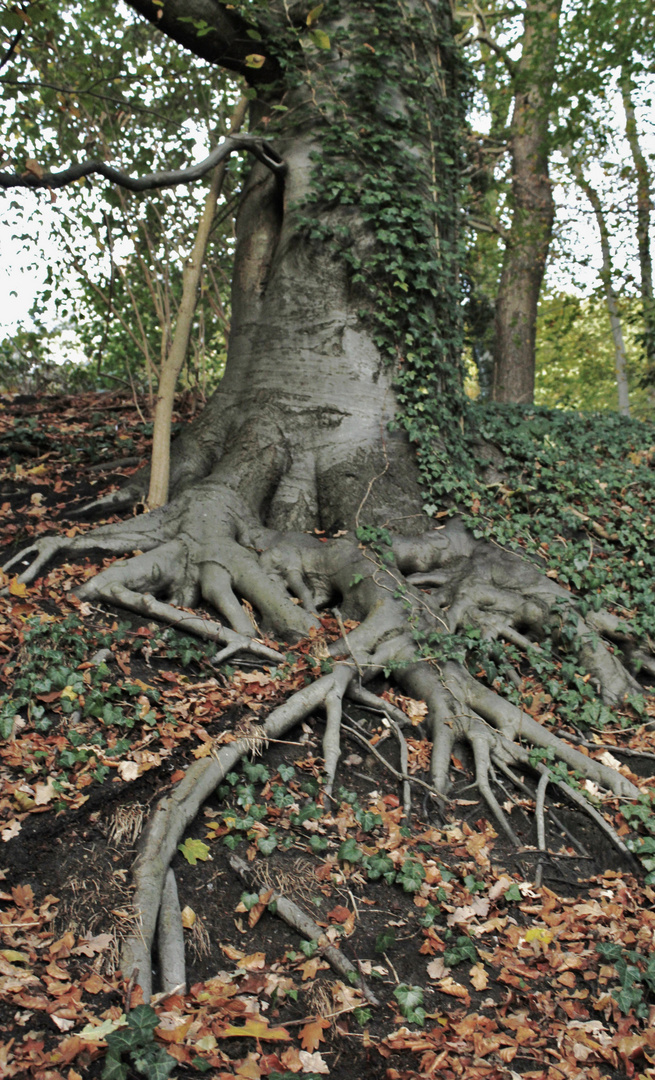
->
[240,891,261,911]
[375,928,396,953]
[306,3,324,25]
[191,1058,213,1073]
[105,1027,141,1057]
[125,1004,160,1041]
[101,1053,129,1080]
[258,834,278,855]
[394,983,423,1012]
[134,1049,176,1080]
[338,838,362,863]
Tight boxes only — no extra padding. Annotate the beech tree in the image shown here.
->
[2,0,654,999]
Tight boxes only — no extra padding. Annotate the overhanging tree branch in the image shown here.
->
[0,134,286,191]
[475,29,518,79]
[0,27,23,72]
[126,0,280,82]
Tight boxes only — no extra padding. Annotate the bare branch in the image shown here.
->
[465,213,510,241]
[474,29,518,78]
[0,134,286,192]
[0,28,23,72]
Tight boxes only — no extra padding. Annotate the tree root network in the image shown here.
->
[3,463,652,1001]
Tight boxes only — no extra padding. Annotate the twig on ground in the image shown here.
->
[229,854,379,1005]
[342,717,447,805]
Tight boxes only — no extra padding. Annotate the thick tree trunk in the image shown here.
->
[165,139,425,536]
[119,0,461,537]
[492,0,561,404]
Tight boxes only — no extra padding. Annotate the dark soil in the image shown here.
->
[1,391,654,1080]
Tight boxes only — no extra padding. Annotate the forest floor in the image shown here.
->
[1,390,655,1080]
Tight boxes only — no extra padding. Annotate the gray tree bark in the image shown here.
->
[621,70,655,381]
[572,161,630,416]
[492,0,562,404]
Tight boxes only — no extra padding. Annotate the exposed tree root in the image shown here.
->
[157,869,186,995]
[229,855,380,1006]
[4,467,653,1000]
[343,715,413,819]
[120,665,359,999]
[493,758,592,859]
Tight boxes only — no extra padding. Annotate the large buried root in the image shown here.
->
[3,511,652,998]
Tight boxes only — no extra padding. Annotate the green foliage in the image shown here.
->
[363,853,395,883]
[625,793,655,883]
[443,934,477,967]
[178,838,211,865]
[356,525,395,565]
[465,405,655,632]
[270,1073,323,1080]
[161,631,216,668]
[242,760,270,784]
[463,874,485,895]
[299,938,319,958]
[0,613,163,786]
[239,891,261,911]
[596,942,655,1019]
[0,0,238,393]
[527,746,581,787]
[102,1005,175,1080]
[393,983,426,1026]
[337,837,363,864]
[439,403,655,734]
[535,293,652,418]
[375,928,396,953]
[396,858,426,894]
[257,833,278,855]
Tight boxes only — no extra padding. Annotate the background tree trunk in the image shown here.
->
[621,69,655,382]
[492,0,562,404]
[572,162,630,416]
